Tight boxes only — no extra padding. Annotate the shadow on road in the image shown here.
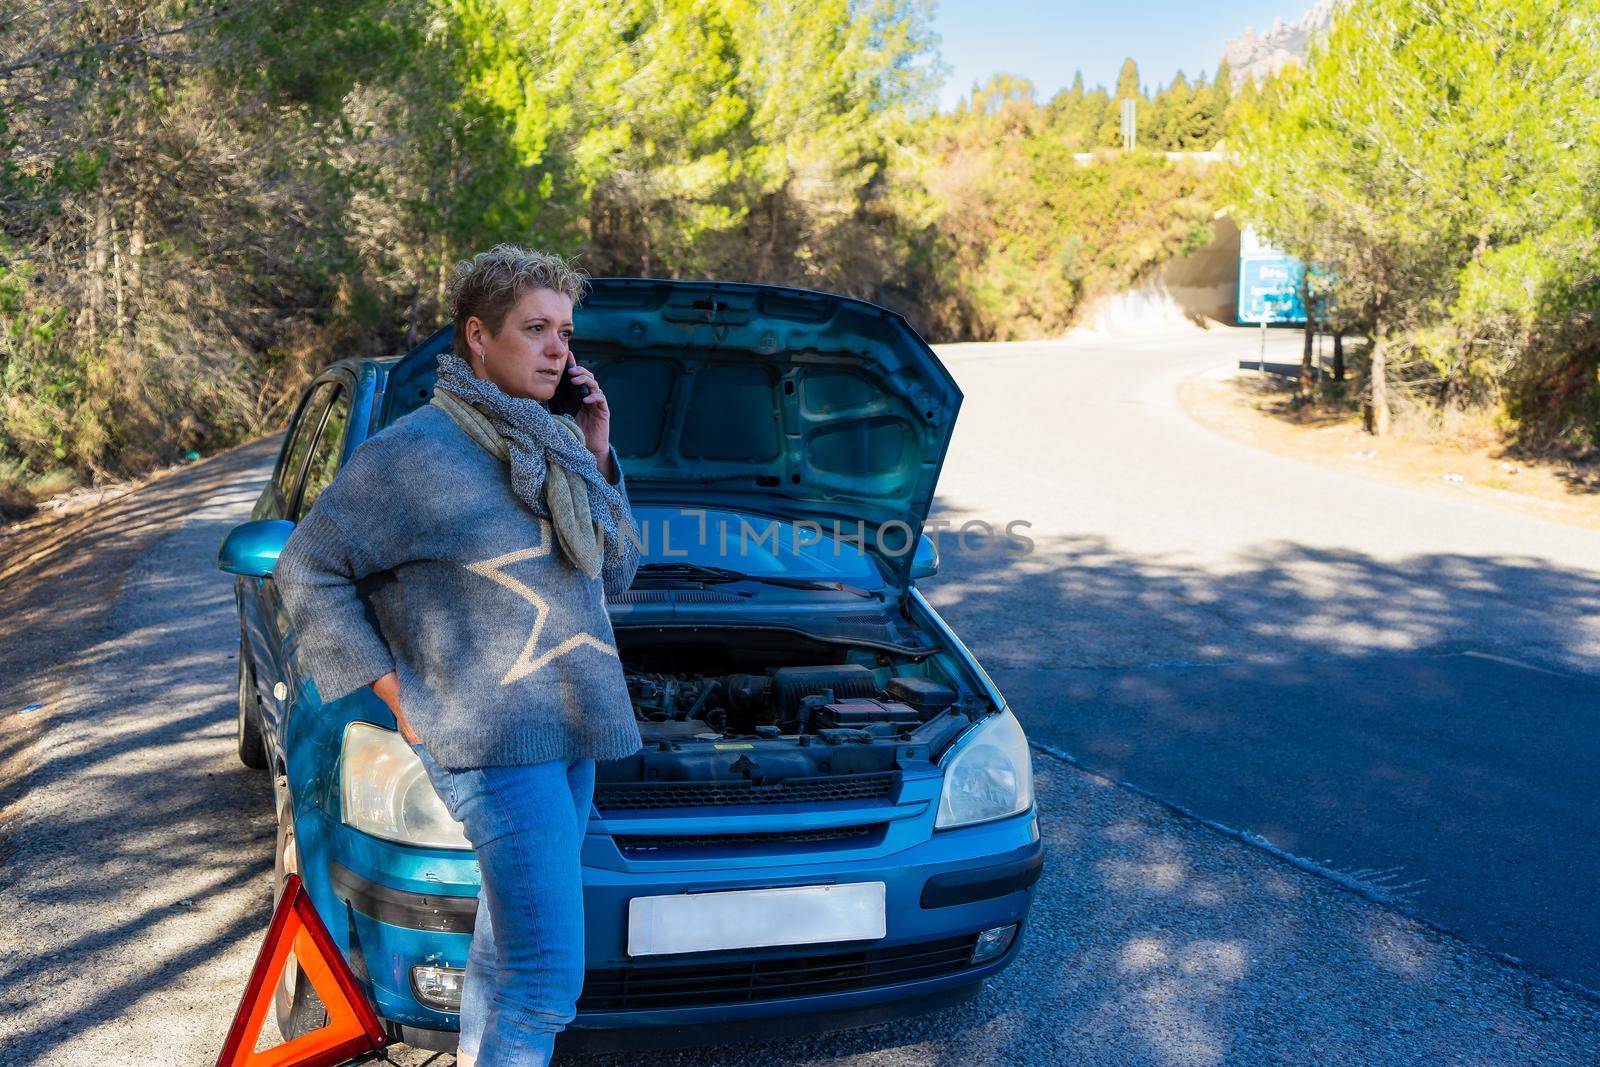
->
[0,443,279,1065]
[924,520,1600,677]
[917,497,1600,996]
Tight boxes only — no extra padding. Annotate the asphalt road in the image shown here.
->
[2,325,1598,1065]
[923,328,1600,995]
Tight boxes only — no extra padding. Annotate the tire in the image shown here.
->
[273,781,330,1040]
[237,639,270,770]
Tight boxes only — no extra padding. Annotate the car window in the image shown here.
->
[294,387,351,519]
[273,383,336,505]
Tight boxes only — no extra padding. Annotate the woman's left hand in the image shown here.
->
[567,361,614,476]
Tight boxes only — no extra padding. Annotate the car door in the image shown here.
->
[257,378,353,743]
[243,382,337,733]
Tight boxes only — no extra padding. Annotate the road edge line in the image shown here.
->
[1029,739,1600,1009]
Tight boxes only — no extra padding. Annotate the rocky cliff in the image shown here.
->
[1221,0,1337,86]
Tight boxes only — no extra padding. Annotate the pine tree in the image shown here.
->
[1099,58,1142,145]
[1213,61,1234,121]
[1158,71,1192,149]
[1232,0,1600,436]
[1115,58,1140,99]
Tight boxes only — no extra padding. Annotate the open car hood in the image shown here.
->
[383,279,961,585]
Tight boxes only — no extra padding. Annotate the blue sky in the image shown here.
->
[930,0,1308,110]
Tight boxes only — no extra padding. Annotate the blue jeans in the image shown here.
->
[412,743,594,1067]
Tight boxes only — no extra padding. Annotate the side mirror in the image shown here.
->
[909,533,939,580]
[219,519,295,578]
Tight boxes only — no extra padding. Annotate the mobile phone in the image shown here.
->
[550,355,591,417]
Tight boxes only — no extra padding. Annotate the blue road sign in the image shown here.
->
[1237,228,1307,325]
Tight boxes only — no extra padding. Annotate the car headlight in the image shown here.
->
[936,709,1035,829]
[341,722,470,849]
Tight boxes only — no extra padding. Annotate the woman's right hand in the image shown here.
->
[371,671,420,745]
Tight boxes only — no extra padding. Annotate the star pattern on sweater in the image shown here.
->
[463,520,617,685]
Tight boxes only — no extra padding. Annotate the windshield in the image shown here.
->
[630,506,885,588]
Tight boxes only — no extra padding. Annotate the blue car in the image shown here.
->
[218,279,1042,1054]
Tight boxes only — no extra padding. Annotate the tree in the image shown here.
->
[0,0,943,492]
[0,0,424,475]
[1157,71,1191,149]
[1098,58,1141,145]
[1221,66,1256,140]
[1211,61,1233,120]
[920,77,1222,340]
[1047,71,1113,152]
[1115,58,1140,99]
[1168,68,1224,150]
[1232,0,1600,437]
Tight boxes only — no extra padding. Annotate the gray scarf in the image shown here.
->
[431,349,634,579]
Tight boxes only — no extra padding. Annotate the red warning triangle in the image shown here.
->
[215,872,390,1067]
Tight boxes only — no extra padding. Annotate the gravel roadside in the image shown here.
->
[1178,368,1600,533]
[0,441,283,1064]
[0,436,285,870]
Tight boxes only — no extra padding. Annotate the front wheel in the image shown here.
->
[273,781,329,1040]
[237,640,269,770]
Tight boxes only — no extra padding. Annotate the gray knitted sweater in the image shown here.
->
[273,402,643,769]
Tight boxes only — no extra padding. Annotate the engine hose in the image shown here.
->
[685,679,719,721]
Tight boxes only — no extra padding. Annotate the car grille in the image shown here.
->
[613,824,879,854]
[578,935,980,1012]
[595,772,899,811]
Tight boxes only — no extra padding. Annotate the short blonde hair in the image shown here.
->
[448,244,588,360]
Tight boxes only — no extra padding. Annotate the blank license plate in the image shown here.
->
[627,882,887,957]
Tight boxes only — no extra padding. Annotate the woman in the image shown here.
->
[274,245,642,1066]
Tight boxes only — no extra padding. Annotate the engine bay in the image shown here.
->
[601,625,987,785]
[628,662,960,737]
